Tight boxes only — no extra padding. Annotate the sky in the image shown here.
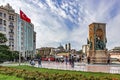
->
[0,0,120,50]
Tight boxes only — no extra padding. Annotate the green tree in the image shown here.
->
[35,53,41,59]
[0,33,7,43]
[11,51,19,61]
[0,33,11,63]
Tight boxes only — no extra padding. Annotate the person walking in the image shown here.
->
[107,54,110,64]
[30,59,35,66]
[71,56,74,68]
[65,56,68,65]
[87,56,90,64]
[38,58,42,67]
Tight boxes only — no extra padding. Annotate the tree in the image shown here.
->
[11,51,19,61]
[0,33,11,63]
[0,45,9,50]
[0,33,7,43]
[0,33,9,50]
[35,53,41,59]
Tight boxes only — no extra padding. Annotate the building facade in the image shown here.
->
[16,14,35,58]
[82,45,89,57]
[0,4,36,58]
[0,4,17,50]
[36,47,54,57]
[109,47,120,60]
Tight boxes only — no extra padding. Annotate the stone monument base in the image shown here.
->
[88,50,108,64]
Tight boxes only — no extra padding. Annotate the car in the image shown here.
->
[49,57,55,61]
[42,57,48,61]
[42,57,55,61]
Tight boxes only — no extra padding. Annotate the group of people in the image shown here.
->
[29,56,76,68]
[63,56,75,68]
[30,58,42,67]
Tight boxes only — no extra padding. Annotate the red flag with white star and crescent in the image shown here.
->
[20,10,31,23]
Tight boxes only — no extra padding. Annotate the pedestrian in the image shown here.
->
[48,58,50,62]
[65,56,68,65]
[69,58,71,65]
[71,56,74,68]
[30,59,35,66]
[38,58,42,67]
[87,56,90,64]
[107,56,110,64]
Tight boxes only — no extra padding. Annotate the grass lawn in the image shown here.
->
[0,74,23,80]
[11,65,120,79]
[0,65,120,80]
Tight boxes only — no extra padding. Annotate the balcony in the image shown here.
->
[9,25,14,28]
[9,31,14,34]
[9,38,14,41]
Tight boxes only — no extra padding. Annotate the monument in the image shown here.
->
[87,23,108,63]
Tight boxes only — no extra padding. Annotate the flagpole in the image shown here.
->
[19,8,21,66]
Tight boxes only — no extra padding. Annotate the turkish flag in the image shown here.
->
[20,10,31,23]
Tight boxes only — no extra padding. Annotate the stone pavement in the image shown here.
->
[34,61,120,74]
[1,61,120,74]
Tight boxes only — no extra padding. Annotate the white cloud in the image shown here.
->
[0,0,120,50]
[106,13,120,49]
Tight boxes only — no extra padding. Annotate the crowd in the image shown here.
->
[29,55,82,68]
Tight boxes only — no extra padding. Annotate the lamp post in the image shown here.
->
[19,51,21,66]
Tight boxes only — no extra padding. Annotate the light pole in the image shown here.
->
[19,51,21,66]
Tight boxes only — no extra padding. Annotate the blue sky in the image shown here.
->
[0,0,120,50]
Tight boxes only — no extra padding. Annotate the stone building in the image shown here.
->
[0,4,17,51]
[109,47,120,61]
[0,4,36,58]
[36,47,54,57]
[82,44,89,57]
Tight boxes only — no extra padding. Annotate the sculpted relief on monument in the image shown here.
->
[89,27,94,50]
[95,28,105,50]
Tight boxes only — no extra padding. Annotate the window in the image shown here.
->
[9,35,13,38]
[4,20,6,26]
[0,12,2,17]
[0,19,2,24]
[4,13,6,18]
[10,22,13,25]
[10,29,13,32]
[0,26,2,31]
[9,16,11,20]
[4,27,6,31]
[0,26,5,31]
[9,15,14,21]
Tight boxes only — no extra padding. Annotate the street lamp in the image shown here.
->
[19,51,21,66]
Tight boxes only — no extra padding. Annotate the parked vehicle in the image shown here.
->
[42,57,48,61]
[49,57,55,61]
[42,57,55,61]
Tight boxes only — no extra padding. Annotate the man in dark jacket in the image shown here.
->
[38,58,42,67]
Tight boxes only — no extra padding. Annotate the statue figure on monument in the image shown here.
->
[87,38,92,49]
[95,36,105,50]
[89,41,92,49]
